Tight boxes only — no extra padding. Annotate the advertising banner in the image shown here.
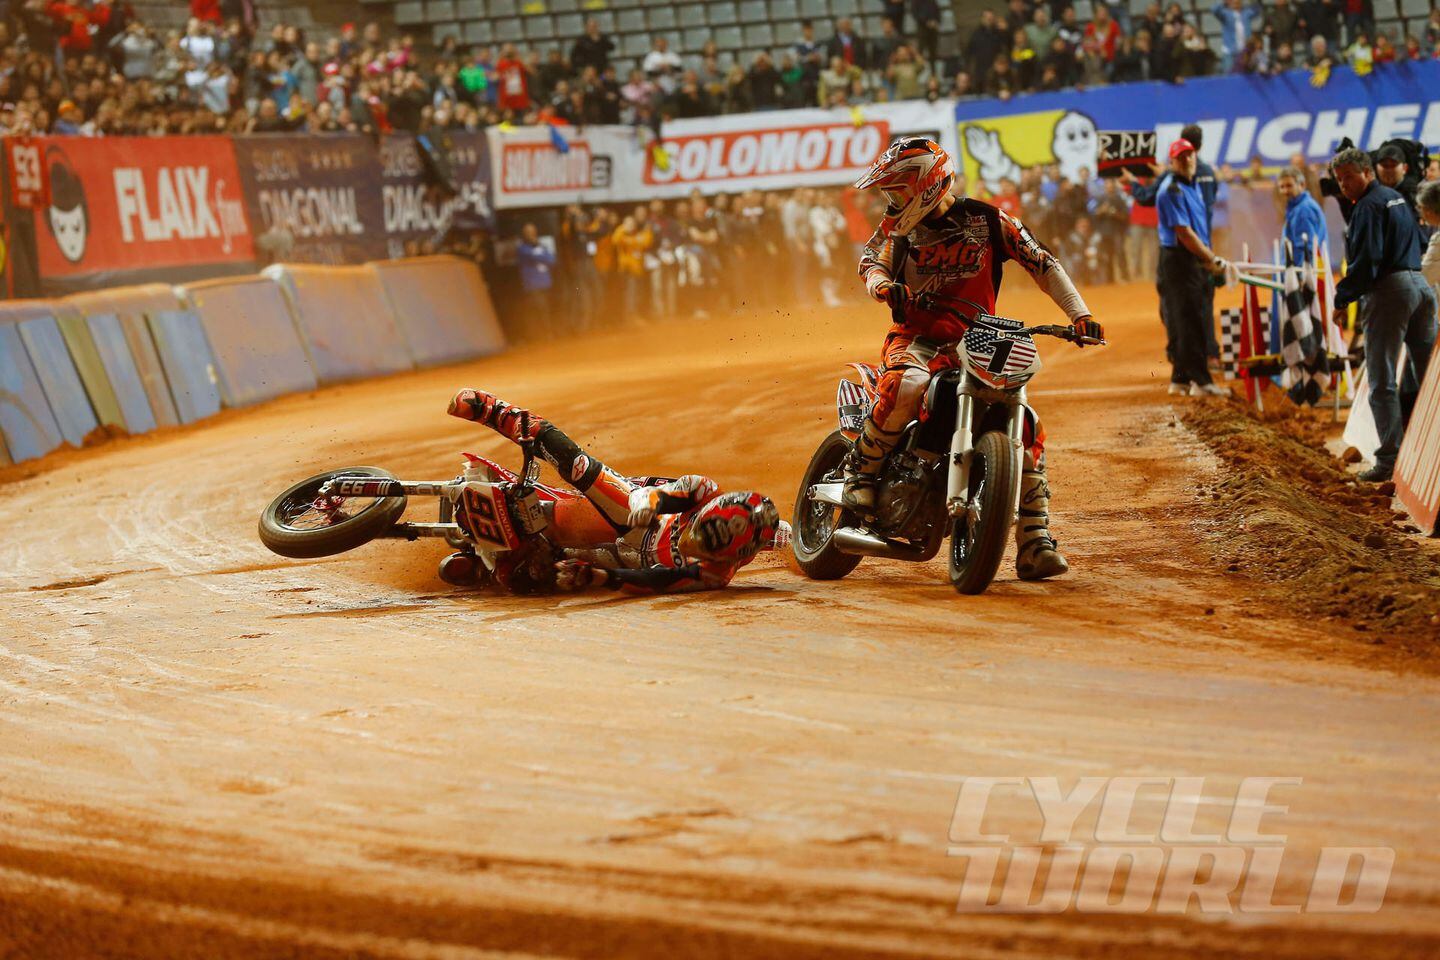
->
[232,134,387,265]
[953,62,1440,194]
[487,100,958,209]
[379,130,494,258]
[28,135,254,293]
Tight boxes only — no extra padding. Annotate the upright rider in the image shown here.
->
[843,137,1104,580]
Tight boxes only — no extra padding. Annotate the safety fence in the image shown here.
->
[0,255,505,465]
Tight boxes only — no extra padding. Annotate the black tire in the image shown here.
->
[259,466,407,559]
[949,431,1019,595]
[792,430,863,581]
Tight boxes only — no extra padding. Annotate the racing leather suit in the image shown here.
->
[449,389,752,593]
[854,197,1091,575]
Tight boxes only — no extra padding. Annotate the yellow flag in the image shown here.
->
[850,105,864,127]
[651,143,670,171]
[1309,62,1330,87]
[1354,57,1372,77]
[497,120,515,133]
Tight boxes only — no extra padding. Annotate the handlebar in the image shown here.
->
[911,292,1106,347]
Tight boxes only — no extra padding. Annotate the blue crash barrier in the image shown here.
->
[117,311,180,430]
[0,321,65,462]
[148,310,222,425]
[368,256,506,366]
[86,312,158,436]
[52,302,124,432]
[14,306,100,448]
[263,264,414,384]
[179,276,318,407]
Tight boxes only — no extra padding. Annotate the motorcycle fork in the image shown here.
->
[944,385,976,518]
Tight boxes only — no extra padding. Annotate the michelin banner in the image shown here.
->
[488,101,958,209]
[953,62,1440,193]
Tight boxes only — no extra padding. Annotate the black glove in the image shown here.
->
[878,280,912,309]
[1072,316,1104,346]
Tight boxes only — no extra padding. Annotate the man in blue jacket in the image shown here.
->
[1331,148,1437,482]
[516,222,557,339]
[1277,165,1328,261]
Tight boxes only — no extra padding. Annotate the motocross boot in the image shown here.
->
[1015,465,1069,581]
[841,422,899,513]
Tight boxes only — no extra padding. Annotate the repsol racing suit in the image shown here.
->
[853,197,1092,576]
[448,389,765,594]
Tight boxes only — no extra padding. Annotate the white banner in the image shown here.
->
[487,101,958,210]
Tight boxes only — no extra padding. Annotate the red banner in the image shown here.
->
[31,136,254,284]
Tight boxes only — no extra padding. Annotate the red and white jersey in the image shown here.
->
[858,197,1090,342]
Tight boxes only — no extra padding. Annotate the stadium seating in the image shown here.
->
[402,0,1433,80]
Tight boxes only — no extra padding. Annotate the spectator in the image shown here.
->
[1417,179,1440,289]
[1345,30,1373,71]
[1067,216,1103,284]
[52,98,86,134]
[516,223,557,337]
[796,19,823,60]
[109,21,158,81]
[870,18,902,71]
[494,43,530,113]
[1057,6,1084,50]
[748,52,782,109]
[621,67,655,120]
[912,0,941,67]
[886,44,928,100]
[1212,0,1261,72]
[612,209,654,321]
[1330,147,1435,482]
[826,17,867,68]
[1343,0,1375,45]
[723,64,752,112]
[817,55,860,106]
[1113,33,1150,82]
[1277,165,1328,257]
[1011,27,1039,89]
[1026,8,1060,53]
[1085,3,1122,61]
[179,17,217,68]
[642,36,682,92]
[1373,30,1396,64]
[1078,36,1108,86]
[673,72,712,117]
[965,10,1007,77]
[883,0,905,33]
[1265,0,1303,48]
[570,18,613,75]
[188,59,234,114]
[1308,33,1335,68]
[1300,0,1342,45]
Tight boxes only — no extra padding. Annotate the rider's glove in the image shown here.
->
[627,487,659,528]
[555,559,603,591]
[1072,316,1104,347]
[877,280,912,310]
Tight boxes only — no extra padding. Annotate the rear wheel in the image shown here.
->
[259,466,407,559]
[792,431,863,580]
[949,431,1019,595]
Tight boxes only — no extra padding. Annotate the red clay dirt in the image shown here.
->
[0,281,1436,957]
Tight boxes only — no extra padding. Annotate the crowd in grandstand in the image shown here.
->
[0,1,1436,138]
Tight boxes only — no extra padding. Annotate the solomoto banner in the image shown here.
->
[487,101,959,209]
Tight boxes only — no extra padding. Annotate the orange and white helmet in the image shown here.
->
[854,137,956,236]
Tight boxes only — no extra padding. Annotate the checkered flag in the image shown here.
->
[1220,304,1268,378]
[1280,252,1330,406]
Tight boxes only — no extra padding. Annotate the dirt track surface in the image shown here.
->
[1,282,1437,957]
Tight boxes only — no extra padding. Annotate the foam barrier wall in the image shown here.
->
[0,256,502,463]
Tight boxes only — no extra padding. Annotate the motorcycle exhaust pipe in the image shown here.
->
[831,527,928,560]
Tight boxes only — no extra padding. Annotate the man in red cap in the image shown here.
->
[1156,138,1228,396]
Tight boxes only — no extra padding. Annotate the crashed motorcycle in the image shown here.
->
[791,293,1103,595]
[259,413,565,591]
